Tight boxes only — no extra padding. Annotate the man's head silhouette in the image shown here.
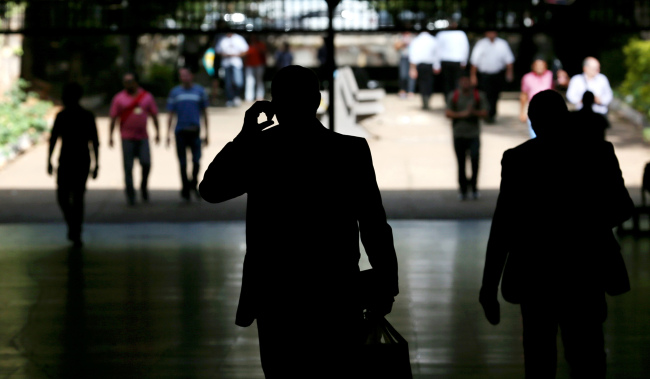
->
[62,82,83,108]
[271,65,321,124]
[582,91,595,110]
[528,89,568,137]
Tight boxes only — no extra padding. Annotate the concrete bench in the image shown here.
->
[338,66,386,103]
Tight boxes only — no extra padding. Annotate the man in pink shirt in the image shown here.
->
[520,59,568,137]
[109,73,160,205]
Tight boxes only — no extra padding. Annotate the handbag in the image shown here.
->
[359,269,412,379]
[359,312,413,379]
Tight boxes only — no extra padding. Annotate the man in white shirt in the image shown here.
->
[436,22,470,104]
[409,31,441,110]
[470,30,515,123]
[566,57,612,115]
[215,33,249,107]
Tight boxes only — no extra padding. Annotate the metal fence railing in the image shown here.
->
[1,0,649,35]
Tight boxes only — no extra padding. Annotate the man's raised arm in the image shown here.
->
[199,101,274,203]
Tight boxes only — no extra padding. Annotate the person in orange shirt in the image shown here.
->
[244,35,267,102]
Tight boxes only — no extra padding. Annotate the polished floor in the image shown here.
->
[0,221,648,378]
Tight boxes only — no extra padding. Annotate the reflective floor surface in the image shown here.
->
[0,221,648,378]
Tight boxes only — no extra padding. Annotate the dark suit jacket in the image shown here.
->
[200,119,399,327]
[482,137,634,304]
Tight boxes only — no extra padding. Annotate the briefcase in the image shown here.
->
[359,313,413,379]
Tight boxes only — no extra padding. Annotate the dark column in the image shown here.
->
[326,0,340,132]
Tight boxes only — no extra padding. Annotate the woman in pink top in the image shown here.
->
[520,59,569,137]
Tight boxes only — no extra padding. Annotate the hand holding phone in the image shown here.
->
[236,101,275,142]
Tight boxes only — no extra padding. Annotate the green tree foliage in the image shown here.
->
[619,38,650,116]
[0,79,53,148]
[143,63,176,97]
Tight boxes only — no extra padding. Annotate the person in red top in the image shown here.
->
[244,34,267,102]
[109,73,160,205]
[520,58,569,137]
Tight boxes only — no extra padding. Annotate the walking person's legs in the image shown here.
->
[453,137,469,199]
[521,301,560,379]
[56,171,73,238]
[559,297,607,379]
[138,139,152,201]
[255,65,266,100]
[417,63,433,110]
[245,66,255,102]
[481,72,503,122]
[469,137,480,198]
[121,139,136,205]
[224,66,235,104]
[441,61,462,103]
[407,75,416,96]
[233,66,244,104]
[398,56,409,98]
[69,173,88,246]
[189,131,202,199]
[175,131,190,200]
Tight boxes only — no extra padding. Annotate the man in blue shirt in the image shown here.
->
[167,67,210,200]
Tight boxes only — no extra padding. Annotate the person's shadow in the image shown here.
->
[199,65,400,378]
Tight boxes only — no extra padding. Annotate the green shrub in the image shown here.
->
[619,38,650,116]
[143,63,176,97]
[0,79,53,148]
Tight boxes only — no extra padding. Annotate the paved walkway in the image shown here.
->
[0,93,648,222]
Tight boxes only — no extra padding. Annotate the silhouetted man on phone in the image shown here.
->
[479,90,634,379]
[199,65,398,378]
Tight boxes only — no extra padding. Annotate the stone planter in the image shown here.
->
[0,131,42,169]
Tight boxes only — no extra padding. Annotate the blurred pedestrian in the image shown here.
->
[520,58,569,138]
[166,68,209,201]
[571,91,610,140]
[436,21,470,103]
[274,41,293,70]
[216,32,248,107]
[470,30,515,123]
[409,31,441,110]
[566,57,612,116]
[445,74,488,200]
[109,73,160,205]
[244,35,268,102]
[394,32,416,99]
[48,83,99,247]
[181,34,202,74]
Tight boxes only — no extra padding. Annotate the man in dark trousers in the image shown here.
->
[109,73,160,205]
[167,68,209,201]
[48,83,99,247]
[199,65,398,378]
[445,74,488,200]
[479,90,634,379]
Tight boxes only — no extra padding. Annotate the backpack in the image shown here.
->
[452,88,481,109]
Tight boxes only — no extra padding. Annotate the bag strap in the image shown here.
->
[119,89,148,124]
[452,89,460,107]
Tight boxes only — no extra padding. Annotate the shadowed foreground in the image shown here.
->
[0,221,648,378]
